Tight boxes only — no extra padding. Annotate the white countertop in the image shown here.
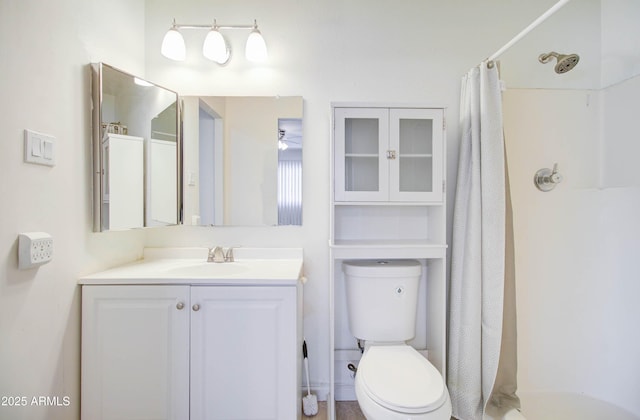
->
[79,247,304,286]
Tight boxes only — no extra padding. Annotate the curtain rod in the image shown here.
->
[486,0,572,63]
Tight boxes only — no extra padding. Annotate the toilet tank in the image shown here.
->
[342,260,421,342]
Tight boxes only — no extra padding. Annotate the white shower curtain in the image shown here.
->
[448,62,520,420]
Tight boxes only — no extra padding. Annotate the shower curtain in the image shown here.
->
[448,62,520,420]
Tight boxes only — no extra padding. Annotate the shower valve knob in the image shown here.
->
[534,163,563,192]
[550,172,563,183]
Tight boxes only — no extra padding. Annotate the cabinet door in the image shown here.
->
[104,134,145,230]
[190,286,298,420]
[81,285,190,420]
[334,107,389,201]
[389,108,444,202]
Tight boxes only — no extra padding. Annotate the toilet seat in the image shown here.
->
[357,345,447,414]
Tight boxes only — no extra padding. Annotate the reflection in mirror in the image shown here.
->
[91,63,180,231]
[277,118,303,225]
[182,96,303,226]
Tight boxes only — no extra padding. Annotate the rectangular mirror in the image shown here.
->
[91,63,180,231]
[181,96,303,226]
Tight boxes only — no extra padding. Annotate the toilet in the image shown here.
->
[342,260,452,420]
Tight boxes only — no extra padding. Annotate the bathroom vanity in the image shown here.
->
[80,248,304,420]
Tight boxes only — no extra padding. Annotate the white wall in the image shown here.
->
[0,1,149,419]
[503,78,640,416]
[601,0,640,88]
[601,75,640,187]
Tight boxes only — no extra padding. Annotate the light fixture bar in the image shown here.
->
[172,23,255,30]
[161,19,267,64]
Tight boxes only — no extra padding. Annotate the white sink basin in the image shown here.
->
[79,248,304,286]
[165,262,249,277]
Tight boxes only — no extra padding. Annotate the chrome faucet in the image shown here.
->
[207,246,225,263]
[207,246,236,263]
[224,247,235,262]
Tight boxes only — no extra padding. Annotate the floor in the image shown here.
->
[310,401,365,420]
[311,401,456,420]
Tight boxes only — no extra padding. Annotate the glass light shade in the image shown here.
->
[202,29,230,64]
[161,28,186,61]
[245,28,268,62]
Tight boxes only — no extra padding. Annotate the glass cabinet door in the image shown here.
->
[334,108,389,201]
[389,108,443,202]
[334,107,443,203]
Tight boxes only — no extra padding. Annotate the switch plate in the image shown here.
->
[24,129,56,166]
[18,232,54,269]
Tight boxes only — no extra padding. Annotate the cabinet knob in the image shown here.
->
[192,304,200,312]
[176,302,185,310]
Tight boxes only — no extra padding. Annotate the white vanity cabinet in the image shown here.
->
[334,106,444,203]
[189,286,298,420]
[82,282,301,420]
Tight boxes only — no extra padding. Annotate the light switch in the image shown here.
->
[43,140,53,159]
[31,138,42,157]
[24,129,56,166]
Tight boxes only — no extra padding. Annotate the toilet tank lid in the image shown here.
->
[342,259,421,277]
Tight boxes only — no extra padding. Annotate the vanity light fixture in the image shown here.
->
[160,19,186,61]
[202,22,230,64]
[161,18,268,64]
[245,21,268,62]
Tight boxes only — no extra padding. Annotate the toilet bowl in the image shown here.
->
[355,344,452,420]
[342,260,452,420]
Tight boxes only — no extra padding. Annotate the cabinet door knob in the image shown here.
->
[192,304,200,312]
[176,302,185,310]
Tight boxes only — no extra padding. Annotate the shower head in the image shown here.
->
[538,51,580,74]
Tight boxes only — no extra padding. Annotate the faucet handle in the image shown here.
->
[207,246,225,263]
[550,163,563,183]
[224,247,235,262]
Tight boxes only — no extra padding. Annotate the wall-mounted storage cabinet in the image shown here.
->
[334,107,444,203]
[329,104,447,419]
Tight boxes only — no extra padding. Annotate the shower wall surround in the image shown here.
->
[503,78,640,416]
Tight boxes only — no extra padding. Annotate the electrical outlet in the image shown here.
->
[18,232,54,269]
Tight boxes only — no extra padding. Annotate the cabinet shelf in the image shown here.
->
[400,154,433,158]
[344,153,379,158]
[333,201,443,206]
[330,239,447,259]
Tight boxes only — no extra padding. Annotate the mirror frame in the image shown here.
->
[90,62,182,231]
